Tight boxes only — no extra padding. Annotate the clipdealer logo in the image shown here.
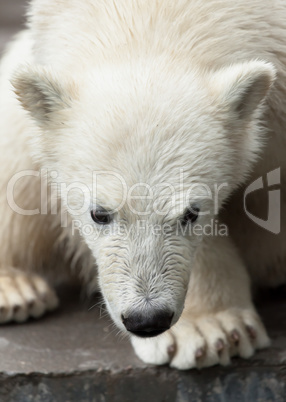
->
[244,168,280,234]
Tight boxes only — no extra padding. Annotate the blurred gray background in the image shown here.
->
[0,0,28,54]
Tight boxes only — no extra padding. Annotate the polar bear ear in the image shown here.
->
[211,60,276,121]
[12,66,78,127]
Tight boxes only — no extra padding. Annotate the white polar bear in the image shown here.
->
[0,0,285,370]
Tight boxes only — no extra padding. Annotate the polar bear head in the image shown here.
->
[13,59,275,336]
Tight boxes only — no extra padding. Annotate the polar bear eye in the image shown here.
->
[91,208,112,225]
[181,206,200,226]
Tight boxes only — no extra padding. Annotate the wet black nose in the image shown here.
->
[122,310,174,338]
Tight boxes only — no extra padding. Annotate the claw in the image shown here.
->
[230,329,240,345]
[28,300,35,309]
[246,325,257,340]
[195,346,205,359]
[215,338,225,353]
[167,344,176,358]
[13,305,21,314]
[0,307,6,315]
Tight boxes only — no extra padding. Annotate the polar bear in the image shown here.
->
[0,0,285,370]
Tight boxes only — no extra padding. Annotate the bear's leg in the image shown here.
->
[0,267,58,324]
[131,235,270,369]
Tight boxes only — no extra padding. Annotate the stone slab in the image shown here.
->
[0,287,285,401]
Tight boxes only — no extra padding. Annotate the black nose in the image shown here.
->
[122,310,174,338]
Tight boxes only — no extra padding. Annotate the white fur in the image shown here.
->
[0,0,285,369]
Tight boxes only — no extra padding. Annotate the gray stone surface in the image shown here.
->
[0,287,286,401]
[0,288,144,375]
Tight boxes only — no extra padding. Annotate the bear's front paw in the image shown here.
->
[131,308,270,370]
[0,269,59,323]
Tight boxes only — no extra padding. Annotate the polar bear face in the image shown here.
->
[13,59,275,336]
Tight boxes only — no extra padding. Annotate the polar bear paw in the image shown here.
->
[0,269,59,323]
[131,308,270,370]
